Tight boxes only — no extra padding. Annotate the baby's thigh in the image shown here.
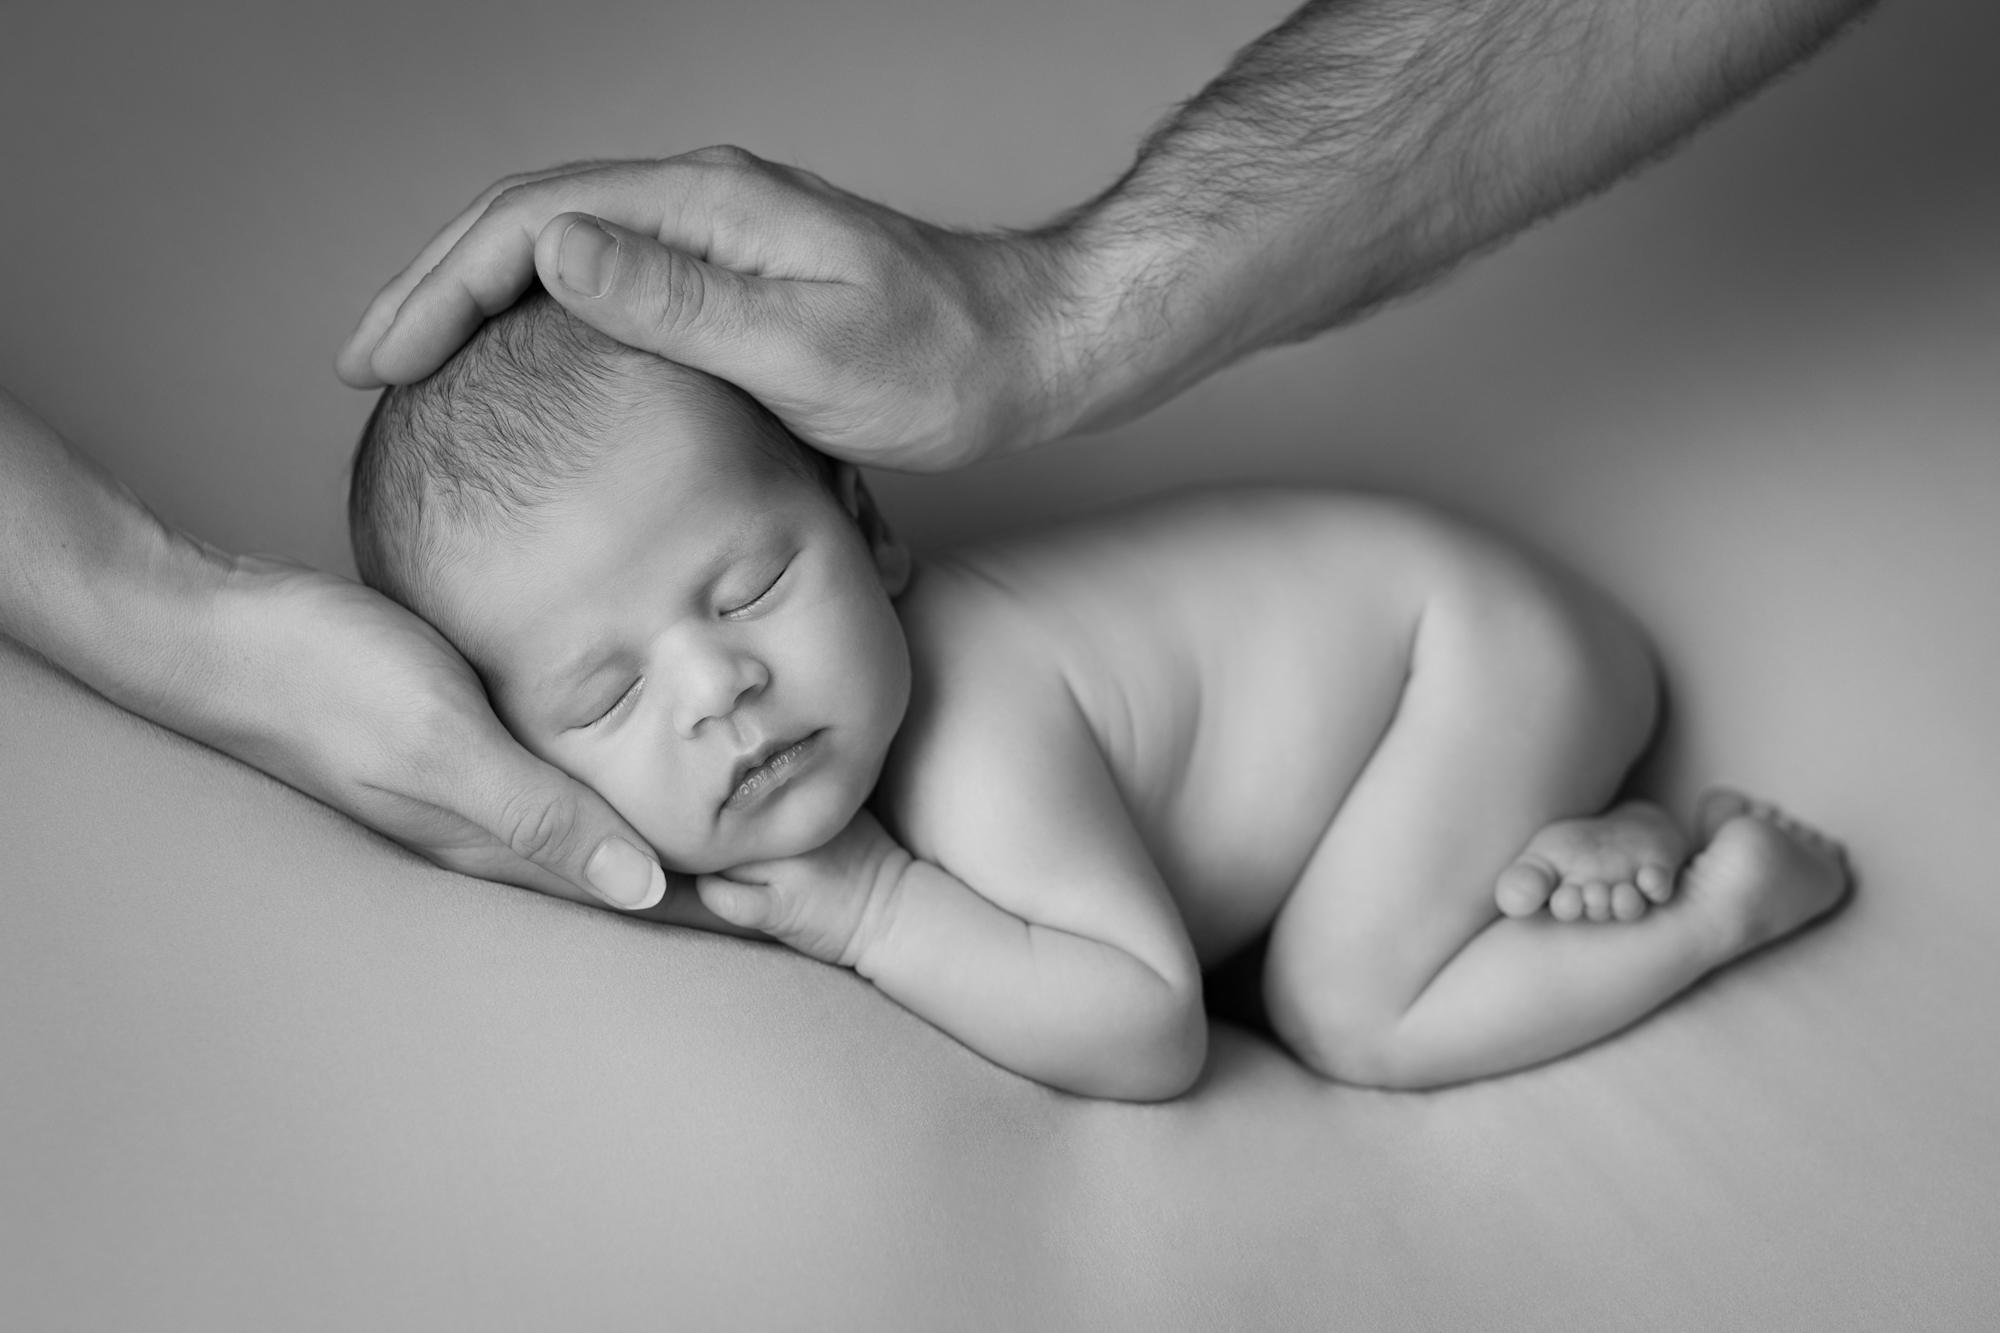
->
[1408,523,1658,793]
[1298,510,1660,872]
[1262,523,1658,1023]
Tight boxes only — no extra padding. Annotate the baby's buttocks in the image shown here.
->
[947,490,1452,964]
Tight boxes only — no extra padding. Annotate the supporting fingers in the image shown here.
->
[362,206,552,386]
[336,162,621,386]
[531,213,785,387]
[336,216,485,387]
[450,733,667,911]
[352,156,789,387]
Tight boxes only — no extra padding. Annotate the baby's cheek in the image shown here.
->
[587,746,721,873]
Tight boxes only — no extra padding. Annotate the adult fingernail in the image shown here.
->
[557,216,619,298]
[585,837,667,910]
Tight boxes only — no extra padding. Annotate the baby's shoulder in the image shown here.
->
[877,556,1099,854]
[889,553,1095,771]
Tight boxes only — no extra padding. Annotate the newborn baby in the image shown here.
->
[350,292,1847,1099]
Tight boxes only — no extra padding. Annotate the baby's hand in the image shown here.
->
[695,809,912,968]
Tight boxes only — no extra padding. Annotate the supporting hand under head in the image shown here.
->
[0,390,672,914]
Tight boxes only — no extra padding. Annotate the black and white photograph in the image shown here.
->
[3,0,1995,1327]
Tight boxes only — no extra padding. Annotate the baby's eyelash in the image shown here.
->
[588,677,642,728]
[723,561,791,617]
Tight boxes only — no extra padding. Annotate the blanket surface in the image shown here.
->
[4,635,1993,1330]
[4,1,1998,1328]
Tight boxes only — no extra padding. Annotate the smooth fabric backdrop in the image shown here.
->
[3,1,1997,1328]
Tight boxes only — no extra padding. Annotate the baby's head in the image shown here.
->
[350,291,911,874]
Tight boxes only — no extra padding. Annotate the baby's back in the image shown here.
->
[885,488,1545,962]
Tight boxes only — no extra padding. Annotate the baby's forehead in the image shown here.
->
[432,421,800,669]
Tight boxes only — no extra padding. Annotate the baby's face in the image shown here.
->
[436,401,910,874]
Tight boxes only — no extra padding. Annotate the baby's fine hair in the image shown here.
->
[349,289,817,618]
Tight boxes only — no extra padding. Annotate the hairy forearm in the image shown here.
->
[853,858,1206,1100]
[1042,0,1872,436]
[0,388,229,714]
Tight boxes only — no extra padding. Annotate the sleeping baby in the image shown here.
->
[349,291,1847,1100]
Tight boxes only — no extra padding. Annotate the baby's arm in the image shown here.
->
[697,629,1205,1100]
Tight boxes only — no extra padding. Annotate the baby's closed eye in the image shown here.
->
[720,558,793,619]
[577,677,643,730]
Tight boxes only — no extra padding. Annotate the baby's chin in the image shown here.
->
[646,780,868,875]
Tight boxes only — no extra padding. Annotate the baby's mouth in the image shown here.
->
[723,731,823,813]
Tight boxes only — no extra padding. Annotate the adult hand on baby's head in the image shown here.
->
[335,150,1089,472]
[204,557,678,913]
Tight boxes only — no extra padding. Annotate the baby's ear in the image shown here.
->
[833,464,912,596]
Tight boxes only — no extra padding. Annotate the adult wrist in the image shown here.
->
[74,524,237,737]
[5,479,229,729]
[999,218,1167,450]
[1020,193,1301,447]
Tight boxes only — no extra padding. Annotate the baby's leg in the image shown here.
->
[1370,793,1844,1085]
[1261,540,1843,1088]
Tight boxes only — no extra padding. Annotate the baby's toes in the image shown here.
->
[1636,862,1675,905]
[1496,858,1559,917]
[1549,881,1585,922]
[1697,787,1758,841]
[1582,880,1613,922]
[1776,811,1842,857]
[1611,881,1648,921]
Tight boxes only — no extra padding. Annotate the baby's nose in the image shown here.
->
[671,643,769,737]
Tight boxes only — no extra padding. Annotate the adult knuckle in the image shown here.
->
[754,289,818,359]
[641,256,712,340]
[687,143,760,168]
[784,162,834,193]
[470,175,527,212]
[397,694,471,765]
[499,788,580,865]
[602,157,667,189]
[488,176,547,213]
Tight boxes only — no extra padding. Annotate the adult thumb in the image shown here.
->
[460,742,668,912]
[535,212,763,378]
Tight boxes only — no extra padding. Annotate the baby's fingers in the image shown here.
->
[696,871,863,967]
[696,874,775,931]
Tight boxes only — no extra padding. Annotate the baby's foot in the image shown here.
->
[1496,800,1690,923]
[1679,789,1850,958]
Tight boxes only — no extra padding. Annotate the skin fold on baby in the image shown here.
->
[349,294,1848,1101]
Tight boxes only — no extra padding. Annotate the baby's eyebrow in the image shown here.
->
[539,639,624,699]
[533,521,775,697]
